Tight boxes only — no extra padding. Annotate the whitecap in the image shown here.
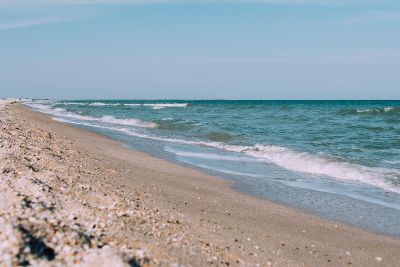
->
[25,103,156,128]
[89,102,120,106]
[100,115,157,128]
[143,103,188,109]
[59,102,88,105]
[357,109,377,113]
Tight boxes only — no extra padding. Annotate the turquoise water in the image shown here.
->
[26,100,400,235]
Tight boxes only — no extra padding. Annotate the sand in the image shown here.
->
[1,100,399,266]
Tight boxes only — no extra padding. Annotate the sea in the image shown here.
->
[25,99,400,236]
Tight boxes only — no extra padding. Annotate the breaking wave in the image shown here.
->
[54,102,188,109]
[89,102,120,106]
[25,103,156,128]
[49,115,400,194]
[142,103,188,109]
[340,107,400,115]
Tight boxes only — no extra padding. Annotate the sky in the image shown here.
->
[0,0,399,99]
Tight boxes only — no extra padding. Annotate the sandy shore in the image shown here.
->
[1,100,399,266]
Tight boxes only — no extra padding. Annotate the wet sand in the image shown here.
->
[1,100,400,266]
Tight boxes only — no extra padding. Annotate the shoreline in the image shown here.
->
[32,100,400,237]
[1,101,400,266]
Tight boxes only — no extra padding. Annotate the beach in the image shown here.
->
[1,100,400,266]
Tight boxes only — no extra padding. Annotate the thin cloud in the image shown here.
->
[0,0,167,8]
[0,17,71,31]
[156,50,400,64]
[0,0,395,7]
[224,0,374,5]
[342,11,400,24]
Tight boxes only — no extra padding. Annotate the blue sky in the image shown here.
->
[0,0,399,99]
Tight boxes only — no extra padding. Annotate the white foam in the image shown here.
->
[89,102,120,106]
[123,104,142,106]
[356,107,398,113]
[60,102,87,105]
[89,102,107,106]
[58,102,121,106]
[100,116,157,128]
[165,148,261,162]
[122,103,188,109]
[25,103,156,128]
[26,103,54,111]
[215,143,400,194]
[143,103,188,109]
[357,108,377,113]
[167,141,400,193]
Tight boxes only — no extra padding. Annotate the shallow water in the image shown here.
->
[25,99,400,235]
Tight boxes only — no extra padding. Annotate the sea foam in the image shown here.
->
[355,108,397,113]
[26,103,156,128]
[99,116,157,128]
[123,103,188,109]
[89,102,120,106]
[165,148,261,162]
[206,143,400,193]
[143,103,188,109]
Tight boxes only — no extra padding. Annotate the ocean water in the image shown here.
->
[25,100,400,235]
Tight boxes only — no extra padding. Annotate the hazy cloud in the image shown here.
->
[0,17,71,31]
[0,0,396,7]
[224,0,392,5]
[342,11,400,24]
[0,0,167,8]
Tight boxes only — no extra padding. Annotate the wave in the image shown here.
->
[340,107,400,115]
[53,101,188,109]
[114,103,190,109]
[58,102,120,106]
[26,103,156,128]
[59,102,88,106]
[123,104,142,106]
[165,148,261,162]
[127,103,186,109]
[99,115,156,128]
[89,102,120,106]
[143,103,188,109]
[217,144,400,193]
